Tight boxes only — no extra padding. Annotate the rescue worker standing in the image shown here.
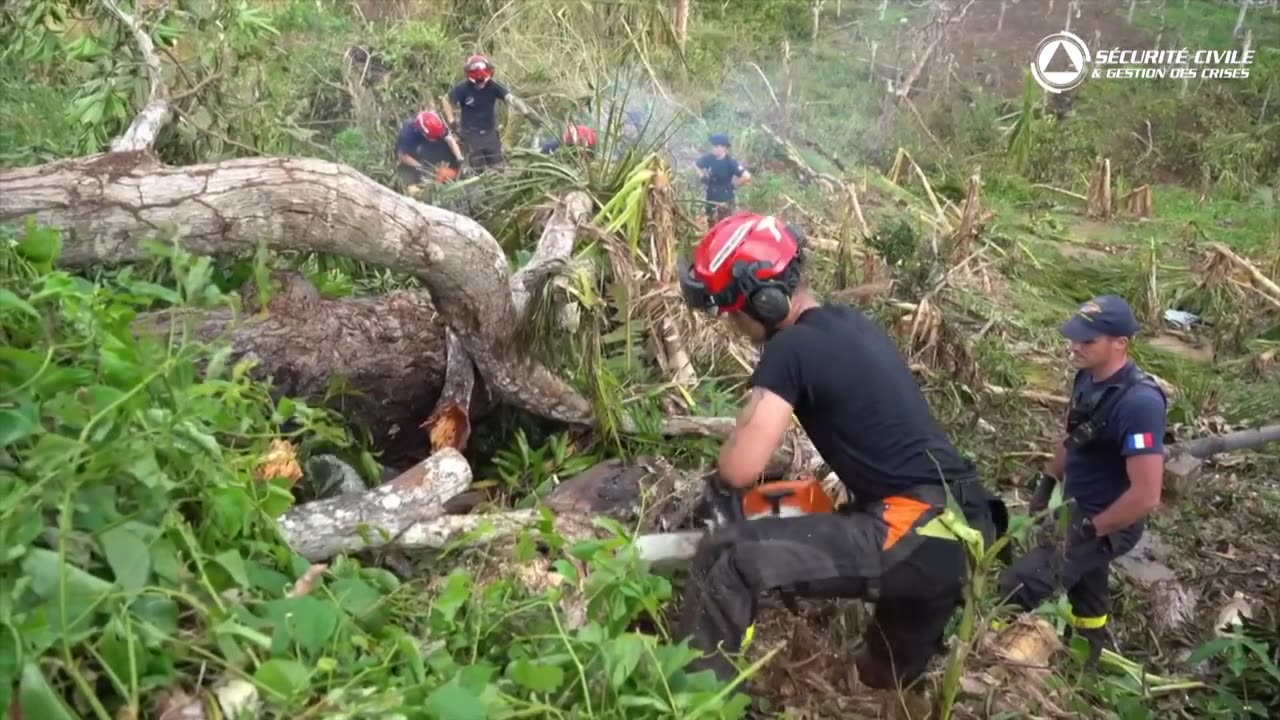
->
[694,133,751,225]
[394,110,464,194]
[999,295,1167,665]
[447,53,542,171]
[675,213,1005,690]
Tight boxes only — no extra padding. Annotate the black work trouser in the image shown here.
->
[704,191,736,224]
[461,127,504,170]
[998,510,1144,642]
[675,482,1000,690]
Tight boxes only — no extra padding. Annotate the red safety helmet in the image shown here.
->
[416,110,448,140]
[563,124,597,147]
[679,213,805,322]
[465,53,494,84]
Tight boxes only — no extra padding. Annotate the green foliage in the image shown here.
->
[0,223,749,717]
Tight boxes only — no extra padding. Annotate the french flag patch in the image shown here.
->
[1127,432,1155,451]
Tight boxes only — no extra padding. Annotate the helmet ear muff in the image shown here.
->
[731,260,795,329]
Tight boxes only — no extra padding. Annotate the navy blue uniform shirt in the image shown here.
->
[394,120,454,165]
[696,153,746,202]
[448,80,509,132]
[1064,362,1168,515]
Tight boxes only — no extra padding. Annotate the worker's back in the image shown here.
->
[749,303,977,500]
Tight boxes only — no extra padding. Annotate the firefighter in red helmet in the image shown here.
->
[395,110,465,195]
[675,213,1007,691]
[447,53,543,171]
[541,123,598,156]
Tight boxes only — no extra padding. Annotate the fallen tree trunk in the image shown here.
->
[0,151,598,426]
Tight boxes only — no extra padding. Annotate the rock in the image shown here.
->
[543,456,677,526]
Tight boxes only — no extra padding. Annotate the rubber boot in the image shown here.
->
[1064,625,1107,670]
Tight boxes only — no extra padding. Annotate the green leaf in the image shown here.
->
[604,634,646,689]
[0,405,39,447]
[16,223,63,268]
[17,661,77,720]
[22,547,114,600]
[213,550,251,588]
[426,682,488,720]
[253,658,311,700]
[0,288,40,321]
[331,578,385,630]
[99,526,151,594]
[507,659,563,693]
[280,597,339,656]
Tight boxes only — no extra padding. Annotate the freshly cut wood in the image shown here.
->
[422,329,479,452]
[1086,157,1112,219]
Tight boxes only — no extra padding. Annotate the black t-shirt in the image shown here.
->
[696,153,746,201]
[394,119,454,165]
[749,304,977,500]
[1063,363,1167,515]
[448,80,509,132]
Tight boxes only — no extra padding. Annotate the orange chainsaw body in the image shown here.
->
[741,477,836,520]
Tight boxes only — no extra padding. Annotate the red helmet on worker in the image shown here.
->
[679,213,806,322]
[416,110,448,140]
[465,53,494,84]
[562,124,597,147]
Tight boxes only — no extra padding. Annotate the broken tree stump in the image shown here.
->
[1086,157,1112,219]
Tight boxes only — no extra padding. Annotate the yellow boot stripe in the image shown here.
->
[740,623,756,652]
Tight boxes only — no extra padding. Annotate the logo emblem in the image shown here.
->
[1078,300,1102,320]
[1031,31,1090,94]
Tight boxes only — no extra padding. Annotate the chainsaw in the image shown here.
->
[633,475,838,574]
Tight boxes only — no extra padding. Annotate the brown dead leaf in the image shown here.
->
[253,438,303,485]
[288,563,328,597]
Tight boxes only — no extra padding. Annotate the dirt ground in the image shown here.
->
[943,0,1154,98]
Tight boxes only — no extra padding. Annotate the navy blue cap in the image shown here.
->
[1059,295,1139,341]
[709,132,730,147]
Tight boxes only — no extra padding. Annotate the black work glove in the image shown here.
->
[1027,472,1058,516]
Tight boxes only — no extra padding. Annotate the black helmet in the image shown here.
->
[709,132,730,147]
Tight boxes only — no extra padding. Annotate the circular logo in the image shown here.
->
[1030,31,1090,93]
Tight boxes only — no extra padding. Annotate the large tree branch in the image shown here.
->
[511,191,593,319]
[102,0,171,152]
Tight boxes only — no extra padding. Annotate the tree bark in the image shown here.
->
[0,151,599,425]
[278,447,472,561]
[102,0,172,152]
[133,274,467,459]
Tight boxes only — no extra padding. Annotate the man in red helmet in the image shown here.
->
[447,53,542,171]
[395,110,465,194]
[675,213,1007,691]
[541,123,597,156]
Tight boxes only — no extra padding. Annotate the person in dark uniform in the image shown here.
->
[675,213,1006,691]
[694,133,751,225]
[394,110,464,194]
[447,53,542,171]
[999,295,1168,666]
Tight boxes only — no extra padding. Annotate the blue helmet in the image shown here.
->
[709,132,730,147]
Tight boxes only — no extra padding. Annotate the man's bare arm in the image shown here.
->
[445,135,464,163]
[717,387,795,488]
[398,152,422,169]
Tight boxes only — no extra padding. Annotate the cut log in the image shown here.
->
[278,448,472,561]
[511,191,593,320]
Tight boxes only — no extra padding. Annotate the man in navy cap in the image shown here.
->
[694,132,751,226]
[999,295,1168,666]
